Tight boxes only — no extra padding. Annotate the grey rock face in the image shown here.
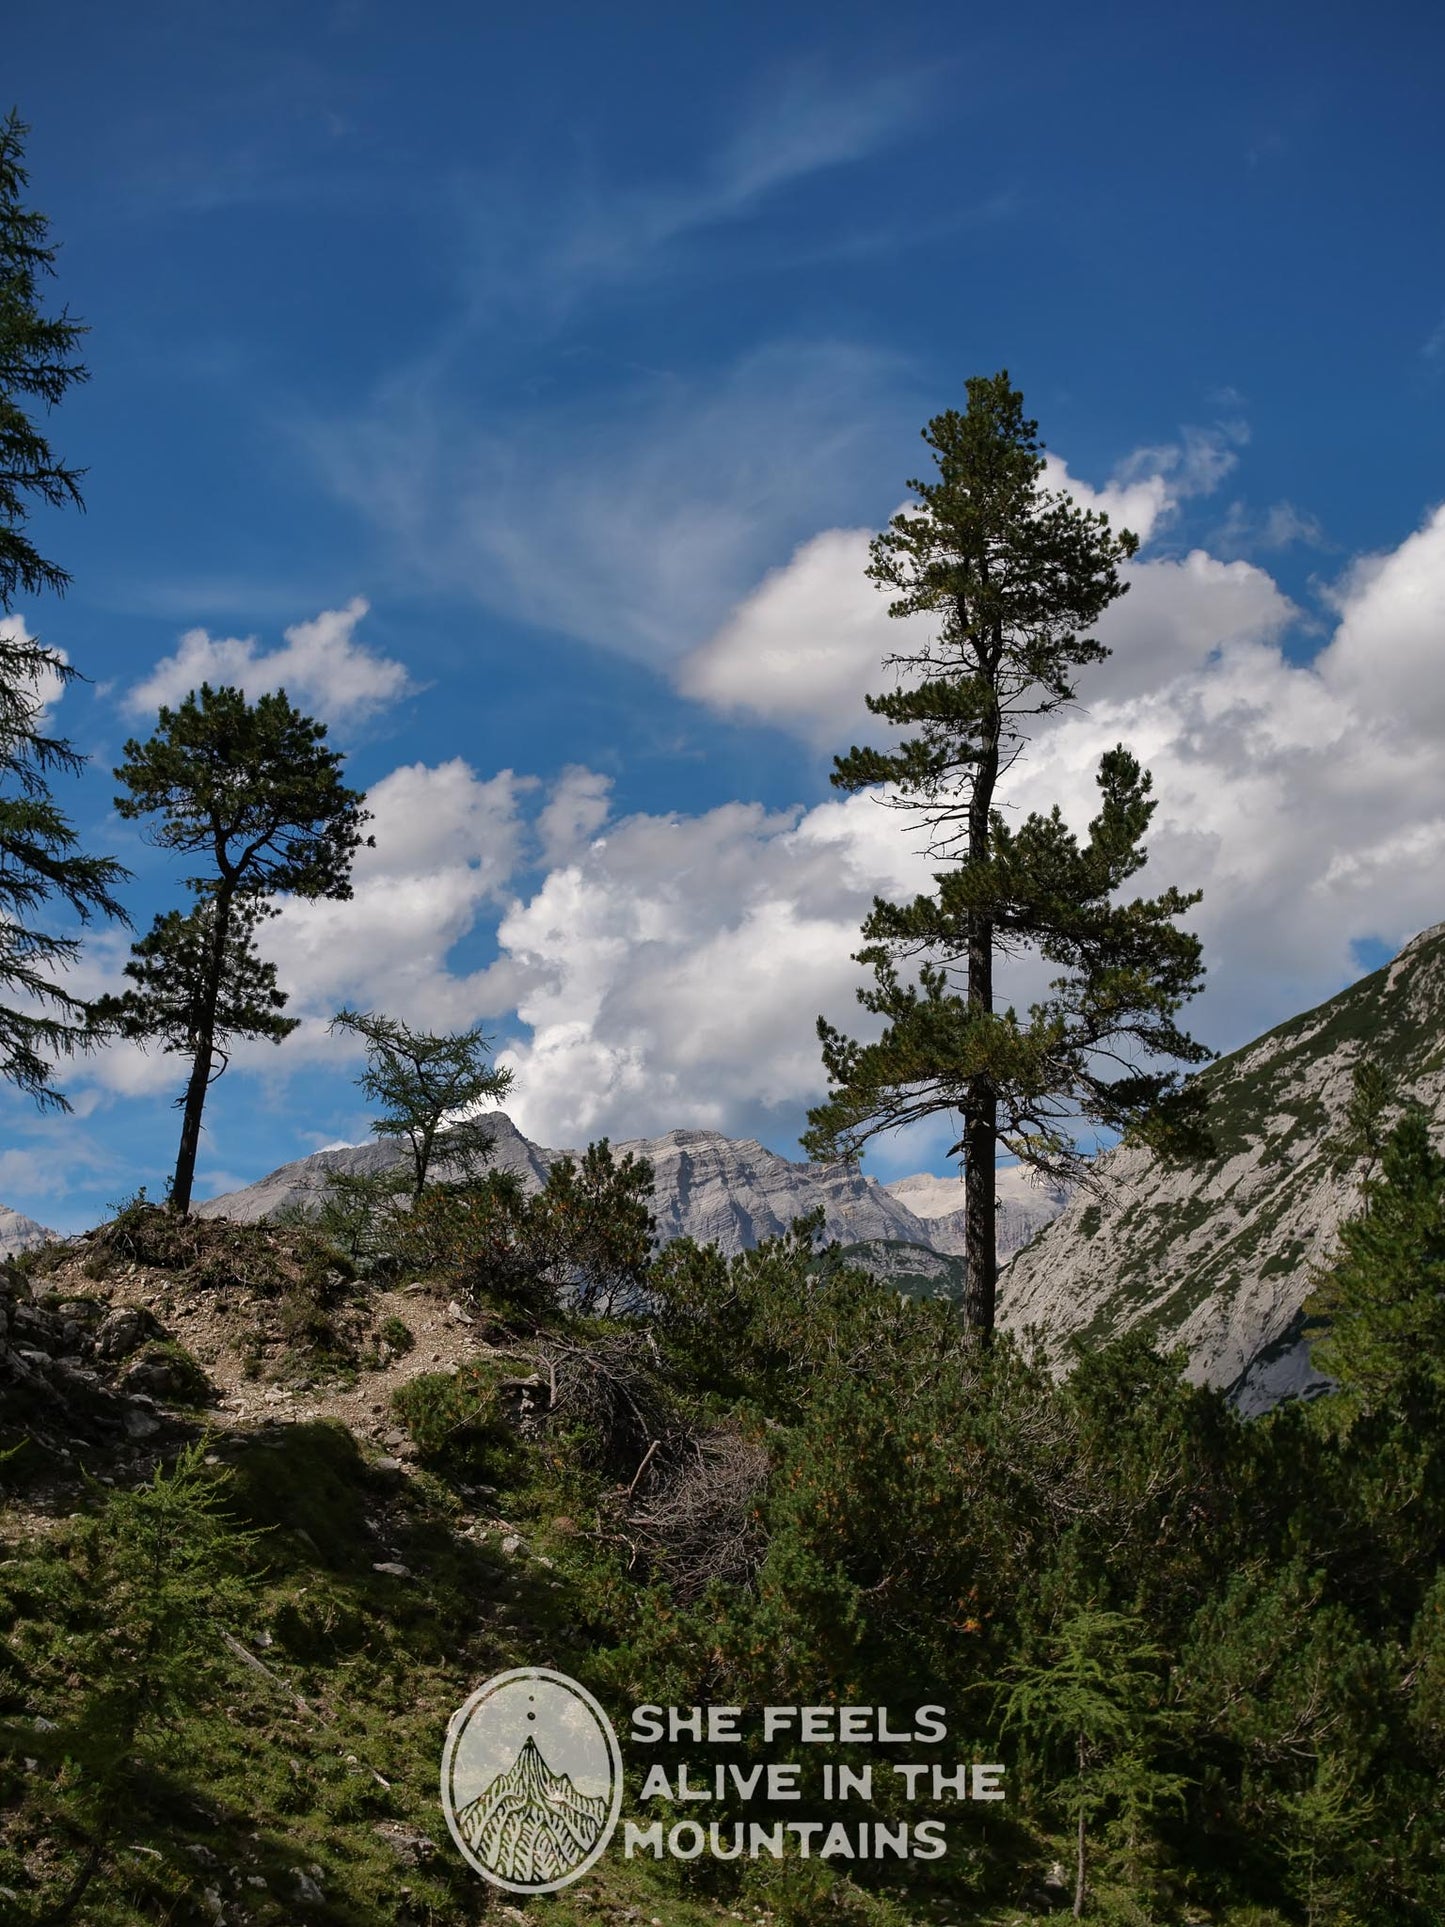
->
[0,1205,60,1259]
[198,1116,940,1259]
[1002,920,1445,1398]
[609,1127,934,1253]
[885,1168,1070,1264]
[194,1113,552,1225]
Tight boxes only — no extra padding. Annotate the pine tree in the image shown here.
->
[0,110,88,609]
[1323,1053,1397,1200]
[999,1608,1186,1917]
[1310,1106,1445,1420]
[113,684,371,1214]
[0,111,129,1109]
[330,1005,514,1201]
[803,373,1211,1337]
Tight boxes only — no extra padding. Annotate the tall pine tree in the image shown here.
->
[803,374,1210,1337]
[0,110,128,1108]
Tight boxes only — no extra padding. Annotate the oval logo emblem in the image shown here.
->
[441,1667,623,1893]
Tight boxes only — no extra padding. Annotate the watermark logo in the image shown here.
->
[441,1667,623,1894]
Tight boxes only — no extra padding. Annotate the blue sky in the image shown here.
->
[4,0,1445,1230]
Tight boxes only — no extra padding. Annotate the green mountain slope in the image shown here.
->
[1001,920,1445,1403]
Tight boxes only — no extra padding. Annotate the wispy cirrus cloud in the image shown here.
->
[307,340,916,664]
[451,64,940,324]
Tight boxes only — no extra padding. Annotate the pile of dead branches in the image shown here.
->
[623,1427,771,1601]
[517,1328,681,1477]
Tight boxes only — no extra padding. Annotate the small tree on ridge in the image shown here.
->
[331,1005,514,1202]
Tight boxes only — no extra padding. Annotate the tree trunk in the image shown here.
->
[169,888,231,1217]
[412,1120,435,1201]
[963,610,1001,1339]
[963,1093,997,1335]
[1073,1732,1087,1917]
[170,1035,212,1217]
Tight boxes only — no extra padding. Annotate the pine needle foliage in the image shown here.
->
[330,1006,514,1201]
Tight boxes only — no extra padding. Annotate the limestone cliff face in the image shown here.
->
[1001,921,1445,1403]
[886,1167,1071,1264]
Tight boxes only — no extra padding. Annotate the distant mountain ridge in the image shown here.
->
[884,1166,1072,1260]
[104,922,1445,1413]
[195,1115,1060,1265]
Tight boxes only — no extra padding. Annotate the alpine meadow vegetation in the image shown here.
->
[9,1157,1445,1924]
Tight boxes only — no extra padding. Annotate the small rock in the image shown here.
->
[293,1869,325,1904]
[374,1456,403,1471]
[122,1402,161,1440]
[372,1561,411,1578]
[373,1822,437,1865]
[93,1305,161,1360]
[500,1534,521,1557]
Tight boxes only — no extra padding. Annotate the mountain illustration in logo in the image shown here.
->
[454,1732,611,1886]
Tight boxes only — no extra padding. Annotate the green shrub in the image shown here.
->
[390,1364,516,1476]
[378,1314,414,1354]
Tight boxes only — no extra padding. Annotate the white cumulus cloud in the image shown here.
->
[1318,502,1445,738]
[124,596,415,725]
[262,758,532,1038]
[677,434,1294,745]
[67,490,1445,1178]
